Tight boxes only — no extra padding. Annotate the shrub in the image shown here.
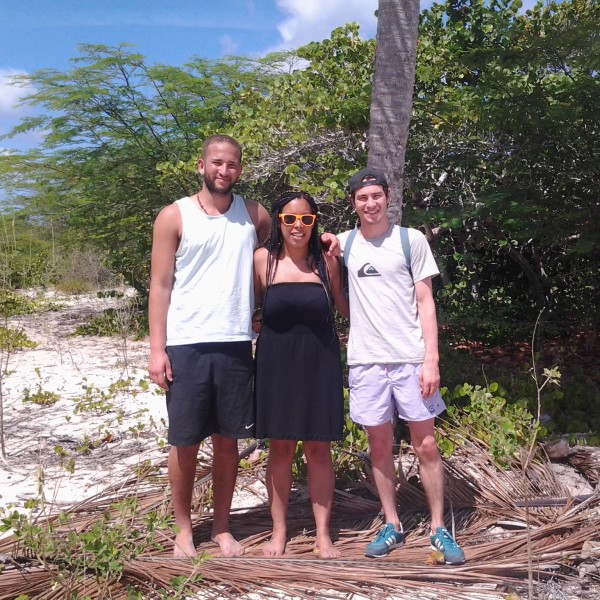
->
[439,382,542,468]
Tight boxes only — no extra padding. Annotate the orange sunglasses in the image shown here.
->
[278,213,316,226]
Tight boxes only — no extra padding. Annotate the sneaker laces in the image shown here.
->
[375,523,403,541]
[373,525,392,542]
[436,528,459,549]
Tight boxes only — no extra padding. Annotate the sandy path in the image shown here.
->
[0,290,168,512]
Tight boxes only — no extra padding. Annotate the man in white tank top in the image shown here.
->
[148,135,271,558]
[338,167,465,564]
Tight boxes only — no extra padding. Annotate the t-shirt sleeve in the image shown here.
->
[408,228,440,282]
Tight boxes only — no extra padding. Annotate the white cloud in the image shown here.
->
[219,34,239,56]
[272,0,378,50]
[0,69,35,118]
[0,70,40,152]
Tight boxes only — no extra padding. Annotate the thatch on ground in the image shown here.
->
[1,441,599,599]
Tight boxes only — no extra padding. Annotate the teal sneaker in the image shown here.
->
[430,527,465,564]
[364,523,405,558]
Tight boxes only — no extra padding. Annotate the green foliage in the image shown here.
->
[53,445,76,474]
[291,440,307,479]
[440,334,598,438]
[97,289,125,299]
[2,45,284,293]
[71,295,147,343]
[54,279,95,296]
[332,415,371,483]
[440,381,541,467]
[0,214,57,289]
[410,0,600,335]
[156,572,205,599]
[0,326,37,353]
[73,378,151,420]
[73,305,141,337]
[0,498,177,586]
[22,385,59,406]
[73,379,116,414]
[0,290,62,318]
[231,24,374,230]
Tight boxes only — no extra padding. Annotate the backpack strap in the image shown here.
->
[343,227,359,267]
[400,226,413,279]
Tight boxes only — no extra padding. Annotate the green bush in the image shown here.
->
[0,326,37,352]
[23,386,59,406]
[0,290,63,317]
[440,338,598,440]
[439,381,542,468]
[0,498,175,586]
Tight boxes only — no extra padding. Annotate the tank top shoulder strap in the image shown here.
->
[230,193,252,223]
[174,196,196,220]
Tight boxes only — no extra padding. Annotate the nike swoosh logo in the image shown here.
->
[358,263,381,277]
[244,423,254,429]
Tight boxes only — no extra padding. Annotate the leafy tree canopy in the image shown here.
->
[0,2,597,339]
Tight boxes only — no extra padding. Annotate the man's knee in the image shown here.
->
[413,434,440,463]
[367,425,394,460]
[170,443,200,461]
[212,434,239,458]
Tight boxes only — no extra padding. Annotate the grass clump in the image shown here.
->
[0,290,63,317]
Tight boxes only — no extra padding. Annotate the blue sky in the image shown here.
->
[0,0,541,153]
[1,0,380,152]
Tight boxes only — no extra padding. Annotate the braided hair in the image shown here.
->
[263,191,334,314]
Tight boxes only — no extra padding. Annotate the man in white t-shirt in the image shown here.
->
[339,167,465,564]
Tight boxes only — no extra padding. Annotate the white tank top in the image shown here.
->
[166,195,257,345]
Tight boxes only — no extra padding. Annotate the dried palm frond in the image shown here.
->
[568,446,600,486]
[1,439,599,600]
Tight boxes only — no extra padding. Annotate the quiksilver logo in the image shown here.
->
[358,263,381,277]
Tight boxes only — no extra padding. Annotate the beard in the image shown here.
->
[203,172,235,195]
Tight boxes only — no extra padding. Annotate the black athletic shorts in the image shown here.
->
[165,341,254,446]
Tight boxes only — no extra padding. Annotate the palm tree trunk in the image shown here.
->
[368,0,420,225]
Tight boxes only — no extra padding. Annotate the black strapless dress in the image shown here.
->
[255,282,344,441]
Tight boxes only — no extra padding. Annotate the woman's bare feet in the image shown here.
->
[173,530,198,558]
[315,533,341,559]
[211,531,244,557]
[263,530,287,557]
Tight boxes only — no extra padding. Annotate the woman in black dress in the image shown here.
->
[253,191,348,559]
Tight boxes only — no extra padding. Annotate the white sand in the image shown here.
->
[0,290,169,516]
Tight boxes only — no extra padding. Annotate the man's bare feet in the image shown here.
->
[315,534,341,559]
[211,531,244,557]
[263,530,287,557]
[173,530,198,558]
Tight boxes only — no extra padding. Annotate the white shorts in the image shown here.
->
[349,363,446,427]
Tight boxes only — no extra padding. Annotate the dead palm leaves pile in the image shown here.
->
[0,439,599,600]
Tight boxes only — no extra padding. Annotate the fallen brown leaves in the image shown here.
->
[0,440,599,599]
